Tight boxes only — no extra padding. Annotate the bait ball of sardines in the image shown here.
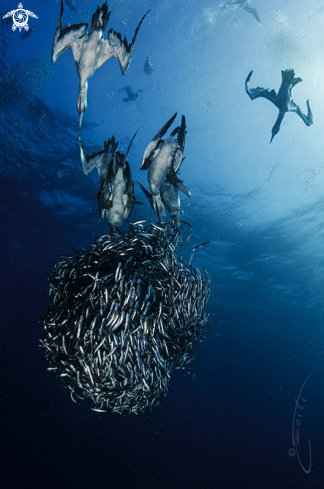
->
[40,223,211,415]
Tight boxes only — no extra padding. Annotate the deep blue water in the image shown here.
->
[1,0,324,488]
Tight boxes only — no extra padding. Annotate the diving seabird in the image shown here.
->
[77,131,142,232]
[245,69,313,142]
[118,86,143,103]
[144,56,153,74]
[139,113,190,221]
[98,132,143,232]
[100,157,142,233]
[231,0,261,25]
[136,180,182,228]
[52,0,151,126]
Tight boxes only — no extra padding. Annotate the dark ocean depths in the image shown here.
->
[1,0,324,488]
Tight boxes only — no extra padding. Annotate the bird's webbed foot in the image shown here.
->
[305,100,313,126]
[291,100,313,127]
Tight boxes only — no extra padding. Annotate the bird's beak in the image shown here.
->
[270,131,276,144]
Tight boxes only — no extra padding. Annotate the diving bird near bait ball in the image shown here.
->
[140,113,190,221]
[52,0,151,126]
[136,180,183,230]
[136,178,186,245]
[77,131,142,232]
[245,69,313,143]
[97,133,143,232]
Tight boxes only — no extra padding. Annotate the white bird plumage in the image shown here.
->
[51,0,150,127]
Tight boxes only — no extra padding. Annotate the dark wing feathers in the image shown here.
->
[52,0,88,63]
[105,9,151,74]
[242,5,261,24]
[88,1,110,37]
[135,181,154,209]
[153,112,177,142]
[245,71,277,103]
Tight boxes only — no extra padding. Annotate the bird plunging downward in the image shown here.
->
[245,69,313,142]
[52,0,150,127]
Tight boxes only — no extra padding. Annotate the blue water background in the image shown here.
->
[1,0,324,487]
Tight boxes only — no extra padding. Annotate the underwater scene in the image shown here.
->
[1,0,324,488]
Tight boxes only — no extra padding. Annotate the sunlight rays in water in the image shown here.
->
[203,7,218,26]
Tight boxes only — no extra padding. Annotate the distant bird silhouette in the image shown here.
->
[119,86,143,103]
[245,69,313,143]
[144,56,153,74]
[51,0,150,126]
[20,26,35,39]
[229,0,261,25]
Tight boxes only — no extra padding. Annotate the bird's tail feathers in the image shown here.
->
[89,1,110,36]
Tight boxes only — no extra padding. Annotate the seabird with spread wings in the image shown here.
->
[245,69,313,143]
[52,0,150,126]
[119,86,143,103]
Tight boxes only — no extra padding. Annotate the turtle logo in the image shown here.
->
[3,3,38,33]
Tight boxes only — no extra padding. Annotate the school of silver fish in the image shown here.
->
[40,222,211,415]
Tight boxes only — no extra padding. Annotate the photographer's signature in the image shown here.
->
[288,373,312,473]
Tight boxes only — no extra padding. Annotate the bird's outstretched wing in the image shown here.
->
[153,113,178,143]
[140,112,177,170]
[26,10,38,19]
[125,129,140,160]
[290,100,313,126]
[242,5,261,25]
[76,132,105,176]
[245,71,277,103]
[166,171,191,197]
[170,115,186,154]
[124,161,134,199]
[3,10,14,19]
[97,180,113,214]
[123,162,143,219]
[52,0,88,64]
[96,156,118,216]
[98,9,151,73]
[135,181,154,209]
